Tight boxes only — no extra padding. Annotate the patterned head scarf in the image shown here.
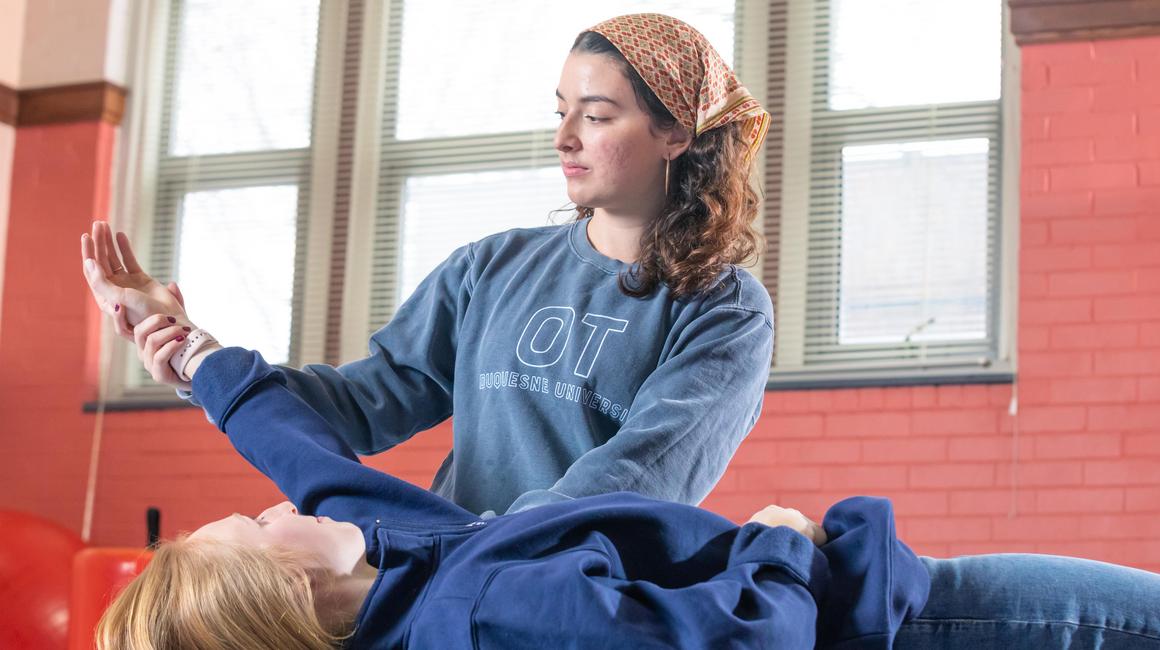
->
[585,13,771,167]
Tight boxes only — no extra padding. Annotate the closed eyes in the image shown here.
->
[233,512,267,528]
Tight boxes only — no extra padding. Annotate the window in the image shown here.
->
[112,0,347,398]
[765,0,1017,388]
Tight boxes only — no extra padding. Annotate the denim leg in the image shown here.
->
[895,554,1160,649]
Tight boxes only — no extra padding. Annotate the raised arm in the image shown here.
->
[505,304,774,513]
[186,344,479,528]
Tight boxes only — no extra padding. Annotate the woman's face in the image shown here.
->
[554,52,677,218]
[190,501,365,576]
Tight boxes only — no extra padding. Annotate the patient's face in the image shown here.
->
[190,500,366,576]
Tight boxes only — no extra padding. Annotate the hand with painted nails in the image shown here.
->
[80,221,188,340]
[132,313,203,391]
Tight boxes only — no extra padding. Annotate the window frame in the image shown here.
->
[764,0,1019,390]
[104,0,347,403]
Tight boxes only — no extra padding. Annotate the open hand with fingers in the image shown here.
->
[80,220,188,340]
[80,221,223,391]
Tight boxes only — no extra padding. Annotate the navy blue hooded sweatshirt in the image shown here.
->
[193,347,931,649]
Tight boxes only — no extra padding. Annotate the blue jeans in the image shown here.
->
[895,554,1160,648]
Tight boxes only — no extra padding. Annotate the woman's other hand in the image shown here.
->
[747,505,828,547]
[80,221,186,340]
[132,313,196,391]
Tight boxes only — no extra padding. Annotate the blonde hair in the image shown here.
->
[96,536,353,650]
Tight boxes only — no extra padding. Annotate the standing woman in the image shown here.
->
[84,13,778,518]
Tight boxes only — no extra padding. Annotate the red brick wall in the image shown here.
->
[1,36,1157,572]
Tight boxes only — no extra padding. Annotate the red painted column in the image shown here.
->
[0,121,116,532]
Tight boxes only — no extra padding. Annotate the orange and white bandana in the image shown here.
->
[586,13,771,167]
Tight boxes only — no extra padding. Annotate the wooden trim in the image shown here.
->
[767,370,1014,391]
[762,0,788,365]
[1009,0,1160,45]
[82,397,197,413]
[3,81,128,127]
[326,0,364,365]
[0,83,16,126]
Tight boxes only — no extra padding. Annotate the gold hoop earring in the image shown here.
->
[664,156,670,196]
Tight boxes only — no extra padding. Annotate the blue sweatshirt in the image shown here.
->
[184,216,775,516]
[193,347,931,649]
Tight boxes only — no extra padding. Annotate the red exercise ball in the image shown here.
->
[68,548,152,650]
[0,510,85,650]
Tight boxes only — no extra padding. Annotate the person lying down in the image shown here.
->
[96,318,930,650]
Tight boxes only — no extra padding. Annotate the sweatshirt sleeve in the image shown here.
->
[816,496,932,650]
[180,242,476,456]
[190,346,480,529]
[471,523,828,649]
[505,304,773,514]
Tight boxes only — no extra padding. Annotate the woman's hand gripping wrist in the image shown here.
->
[131,314,222,391]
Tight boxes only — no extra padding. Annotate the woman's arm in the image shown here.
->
[259,238,471,454]
[134,315,480,529]
[207,241,476,455]
[506,304,774,513]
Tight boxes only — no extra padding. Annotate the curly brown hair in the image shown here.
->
[565,30,766,301]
